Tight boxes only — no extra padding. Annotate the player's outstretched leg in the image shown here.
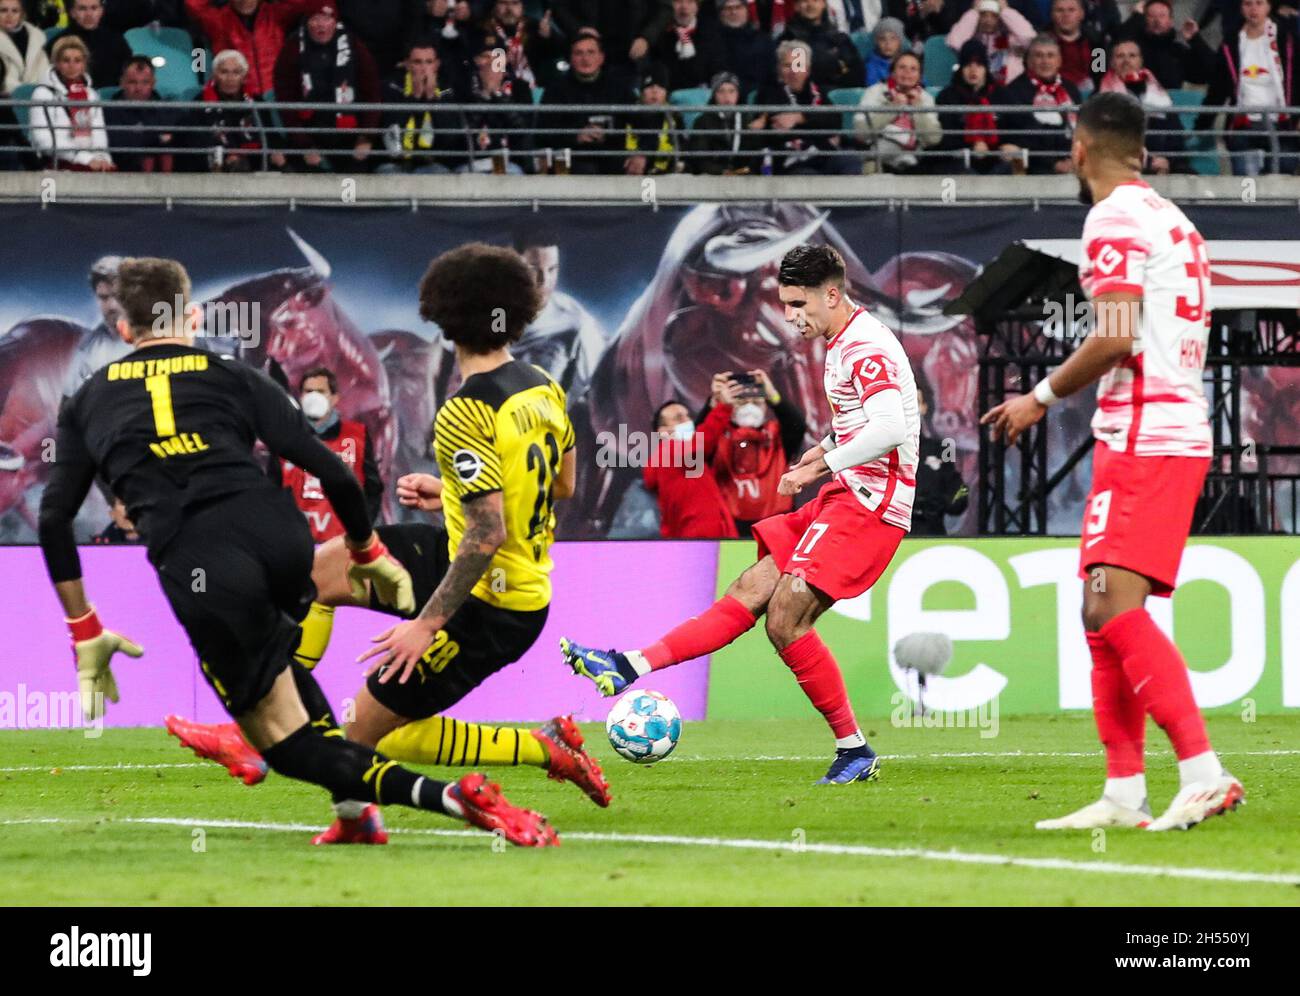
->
[765,575,879,786]
[1036,632,1152,829]
[373,712,611,808]
[246,668,558,847]
[165,659,340,787]
[560,557,776,696]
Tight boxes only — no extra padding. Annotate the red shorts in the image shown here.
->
[753,481,906,602]
[1078,445,1210,597]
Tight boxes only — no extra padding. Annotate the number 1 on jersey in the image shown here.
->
[145,374,176,437]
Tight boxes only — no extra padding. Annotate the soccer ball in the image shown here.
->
[605,690,682,764]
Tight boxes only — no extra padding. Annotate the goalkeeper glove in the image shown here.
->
[347,536,415,615]
[66,606,144,721]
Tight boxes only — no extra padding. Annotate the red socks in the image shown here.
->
[1099,608,1211,761]
[642,595,757,670]
[778,630,859,740]
[1087,631,1145,777]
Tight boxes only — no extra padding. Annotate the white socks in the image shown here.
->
[333,799,366,820]
[835,730,867,751]
[624,649,652,677]
[1104,774,1148,811]
[1177,750,1223,788]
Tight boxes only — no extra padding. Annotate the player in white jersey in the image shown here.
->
[983,92,1244,832]
[560,246,921,785]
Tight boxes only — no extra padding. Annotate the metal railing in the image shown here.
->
[4,97,1299,175]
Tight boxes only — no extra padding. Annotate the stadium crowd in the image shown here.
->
[0,0,1296,175]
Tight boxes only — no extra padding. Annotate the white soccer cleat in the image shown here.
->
[1035,796,1152,830]
[1146,773,1245,832]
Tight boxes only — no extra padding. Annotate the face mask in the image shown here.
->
[300,391,331,421]
[669,420,696,441]
[732,402,766,429]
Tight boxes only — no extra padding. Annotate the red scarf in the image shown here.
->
[64,77,93,138]
[884,76,919,148]
[960,87,997,146]
[1098,67,1168,105]
[1028,73,1077,130]
[494,20,534,87]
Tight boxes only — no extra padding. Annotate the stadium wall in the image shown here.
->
[1,537,1297,730]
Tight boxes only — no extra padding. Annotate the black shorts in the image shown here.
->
[154,488,315,716]
[365,523,548,720]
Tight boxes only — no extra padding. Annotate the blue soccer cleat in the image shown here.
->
[559,637,630,697]
[816,750,882,785]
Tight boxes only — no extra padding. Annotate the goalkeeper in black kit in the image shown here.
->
[37,257,558,847]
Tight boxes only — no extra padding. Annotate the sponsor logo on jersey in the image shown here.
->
[452,448,484,484]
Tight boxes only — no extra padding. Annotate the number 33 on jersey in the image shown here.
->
[432,361,575,613]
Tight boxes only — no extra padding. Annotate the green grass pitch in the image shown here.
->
[1,715,1297,906]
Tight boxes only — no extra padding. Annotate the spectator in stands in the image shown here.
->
[696,369,807,537]
[644,399,738,539]
[185,0,315,96]
[865,16,905,85]
[911,383,968,535]
[1114,0,1216,92]
[624,61,683,173]
[104,55,178,171]
[551,0,672,70]
[339,0,405,79]
[1048,0,1099,97]
[268,365,384,541]
[51,0,131,87]
[378,37,461,173]
[747,0,792,35]
[687,69,752,172]
[29,34,113,167]
[541,28,636,175]
[482,0,564,91]
[750,37,855,173]
[653,0,725,91]
[994,32,1078,174]
[273,1,380,171]
[716,0,775,98]
[946,0,1035,86]
[1201,0,1299,177]
[935,38,1006,171]
[26,0,66,29]
[819,0,875,33]
[405,0,474,73]
[1078,0,1121,44]
[779,0,864,89]
[459,31,534,173]
[1,0,50,93]
[887,0,960,43]
[189,48,283,171]
[854,50,941,172]
[1100,37,1185,174]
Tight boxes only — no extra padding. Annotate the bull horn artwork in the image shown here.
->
[287,227,332,281]
[701,209,830,274]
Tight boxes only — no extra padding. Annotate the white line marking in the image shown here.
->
[2,815,1296,887]
[2,749,1298,773]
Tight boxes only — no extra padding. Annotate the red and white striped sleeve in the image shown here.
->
[1080,204,1152,299]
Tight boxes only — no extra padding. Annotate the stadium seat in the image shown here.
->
[9,82,38,132]
[926,85,942,99]
[828,86,867,131]
[1168,88,1221,176]
[125,25,200,98]
[532,86,544,104]
[97,86,120,101]
[670,86,710,128]
[922,37,958,89]
[850,30,874,66]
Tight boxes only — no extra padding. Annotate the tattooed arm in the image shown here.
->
[358,492,506,683]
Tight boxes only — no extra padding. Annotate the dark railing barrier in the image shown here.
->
[3,97,1299,175]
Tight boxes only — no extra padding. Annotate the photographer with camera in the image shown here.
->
[696,368,809,537]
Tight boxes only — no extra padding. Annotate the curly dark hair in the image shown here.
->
[417,242,542,355]
[778,244,845,289]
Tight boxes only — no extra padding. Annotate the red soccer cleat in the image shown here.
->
[164,714,267,786]
[449,773,559,847]
[312,804,389,845]
[534,715,612,808]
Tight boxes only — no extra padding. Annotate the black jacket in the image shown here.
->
[651,19,726,92]
[1114,15,1217,91]
[994,72,1081,173]
[911,434,969,536]
[717,22,775,99]
[778,14,864,91]
[380,75,466,171]
[886,0,960,42]
[540,68,636,174]
[687,106,754,174]
[104,88,183,170]
[462,74,536,163]
[551,0,672,60]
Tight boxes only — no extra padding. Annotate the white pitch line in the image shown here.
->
[2,815,1297,888]
[2,748,1299,773]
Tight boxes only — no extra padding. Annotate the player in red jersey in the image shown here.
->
[983,92,1245,832]
[561,245,921,785]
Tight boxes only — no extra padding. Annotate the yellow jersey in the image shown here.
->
[432,360,574,612]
